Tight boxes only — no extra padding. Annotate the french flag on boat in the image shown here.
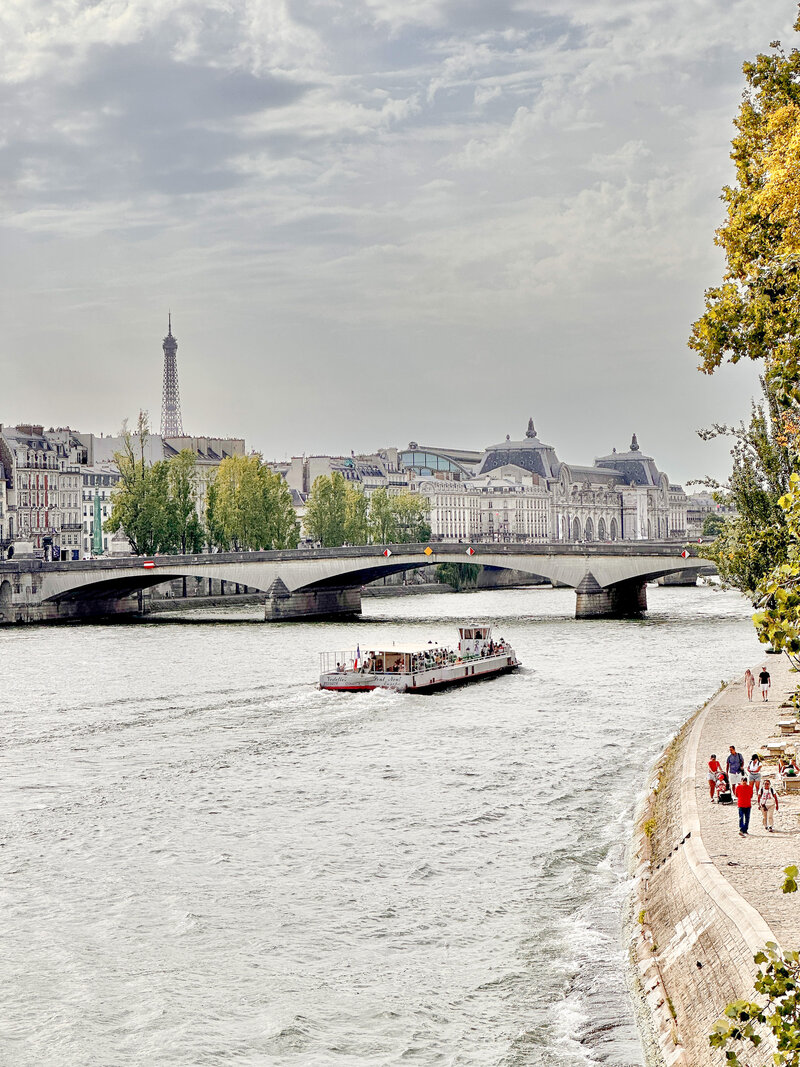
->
[353,645,361,670]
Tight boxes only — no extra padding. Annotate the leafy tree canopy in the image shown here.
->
[690,14,800,408]
[710,869,800,1066]
[105,412,195,555]
[303,477,430,547]
[698,384,793,596]
[207,454,299,551]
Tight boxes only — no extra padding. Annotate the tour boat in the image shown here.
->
[319,625,519,693]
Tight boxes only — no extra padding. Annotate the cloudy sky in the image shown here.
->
[1,0,795,482]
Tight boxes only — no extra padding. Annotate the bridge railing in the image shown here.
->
[0,539,707,574]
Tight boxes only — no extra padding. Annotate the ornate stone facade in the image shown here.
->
[415,421,687,543]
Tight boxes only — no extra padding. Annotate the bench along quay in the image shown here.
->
[0,540,715,626]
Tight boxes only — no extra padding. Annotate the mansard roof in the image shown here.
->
[562,464,624,486]
[594,434,664,486]
[477,418,562,479]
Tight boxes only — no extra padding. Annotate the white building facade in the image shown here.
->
[412,421,688,543]
[0,425,86,557]
[81,465,122,557]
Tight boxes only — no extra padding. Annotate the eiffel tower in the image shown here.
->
[160,312,184,437]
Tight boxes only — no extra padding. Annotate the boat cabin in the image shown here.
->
[319,642,444,677]
[457,625,494,657]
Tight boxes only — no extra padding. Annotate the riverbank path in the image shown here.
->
[693,654,800,946]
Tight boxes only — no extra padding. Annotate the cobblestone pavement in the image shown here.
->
[694,654,800,947]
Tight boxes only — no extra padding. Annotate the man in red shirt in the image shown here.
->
[735,779,754,835]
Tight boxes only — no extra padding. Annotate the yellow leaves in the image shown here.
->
[752,102,800,253]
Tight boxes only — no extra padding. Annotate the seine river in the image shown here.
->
[0,585,763,1066]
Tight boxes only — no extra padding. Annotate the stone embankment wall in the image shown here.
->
[630,689,776,1067]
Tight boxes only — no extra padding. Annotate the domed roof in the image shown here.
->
[478,418,562,479]
[595,434,662,486]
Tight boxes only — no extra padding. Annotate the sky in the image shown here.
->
[1,0,796,484]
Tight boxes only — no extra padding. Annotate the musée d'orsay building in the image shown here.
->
[400,420,689,544]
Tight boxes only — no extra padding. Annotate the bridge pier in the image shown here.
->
[574,574,647,619]
[656,570,699,586]
[264,579,362,621]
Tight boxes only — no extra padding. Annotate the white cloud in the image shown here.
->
[0,0,794,479]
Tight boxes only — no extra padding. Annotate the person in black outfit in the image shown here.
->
[758,667,771,702]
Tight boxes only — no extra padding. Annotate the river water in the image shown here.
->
[0,585,763,1067]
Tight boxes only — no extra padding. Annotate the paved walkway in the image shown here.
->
[693,655,800,947]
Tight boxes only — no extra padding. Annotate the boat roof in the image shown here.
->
[364,642,444,654]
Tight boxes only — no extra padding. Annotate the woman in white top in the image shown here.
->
[747,754,762,788]
[758,778,779,831]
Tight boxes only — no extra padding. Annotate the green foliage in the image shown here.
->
[368,488,397,544]
[435,562,480,590]
[207,455,299,551]
[105,412,187,555]
[389,491,431,543]
[689,17,800,408]
[753,473,800,665]
[304,472,352,547]
[701,512,727,538]
[711,870,800,1065]
[784,865,799,894]
[304,478,430,547]
[107,422,298,555]
[698,386,792,596]
[167,450,205,554]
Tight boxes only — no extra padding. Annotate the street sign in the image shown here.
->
[680,550,690,559]
[143,561,155,569]
[466,547,475,556]
[383,549,392,557]
[424,546,433,556]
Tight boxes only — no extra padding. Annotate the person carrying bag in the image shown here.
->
[758,778,779,832]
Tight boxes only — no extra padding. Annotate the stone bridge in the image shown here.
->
[0,541,715,625]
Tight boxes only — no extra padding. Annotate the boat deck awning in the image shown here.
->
[364,643,444,654]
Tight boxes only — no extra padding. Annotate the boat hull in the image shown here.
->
[320,654,519,693]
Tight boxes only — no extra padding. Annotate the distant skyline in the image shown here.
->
[1,0,791,484]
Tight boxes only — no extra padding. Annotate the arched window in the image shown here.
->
[572,517,581,541]
[647,519,653,539]
[610,517,618,541]
[584,517,594,541]
[597,517,606,541]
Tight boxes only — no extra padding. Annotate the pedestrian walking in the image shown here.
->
[758,666,771,701]
[747,753,762,789]
[727,746,745,790]
[708,753,722,801]
[735,779,754,835]
[744,669,755,701]
[758,778,779,831]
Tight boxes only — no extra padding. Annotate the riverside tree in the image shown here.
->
[304,477,430,547]
[389,491,431,543]
[694,15,800,1061]
[689,14,800,409]
[698,385,793,596]
[690,15,800,604]
[166,449,205,554]
[303,472,352,547]
[709,868,800,1066]
[105,412,174,554]
[206,454,299,551]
